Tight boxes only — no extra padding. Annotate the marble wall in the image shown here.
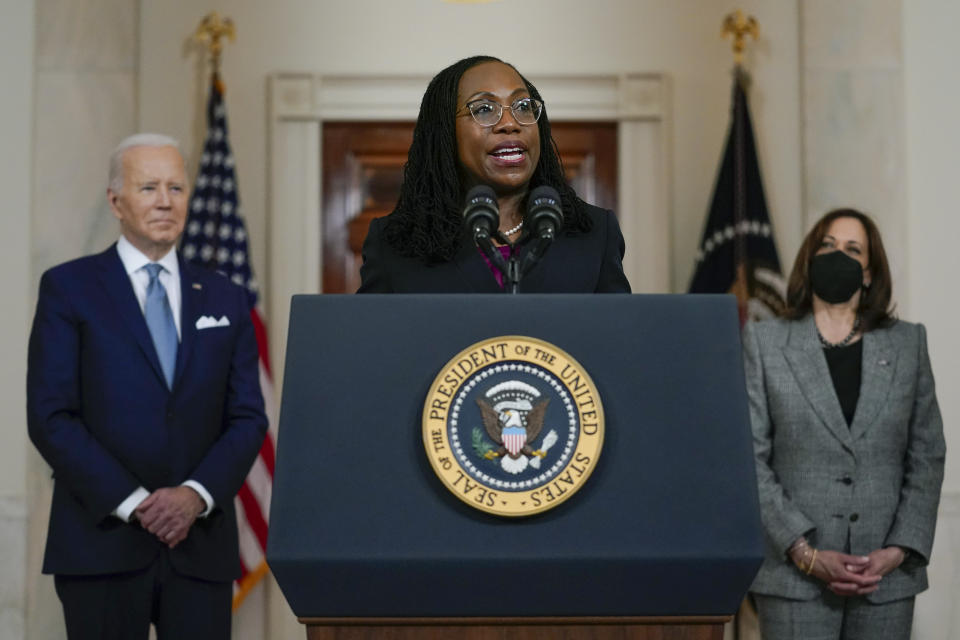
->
[917,495,960,639]
[33,0,139,275]
[27,0,139,637]
[801,0,907,288]
[801,1,960,637]
[902,1,960,638]
[1,0,34,638]
[0,499,27,640]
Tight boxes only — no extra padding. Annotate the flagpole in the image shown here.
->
[721,11,769,632]
[187,12,279,614]
[723,10,758,321]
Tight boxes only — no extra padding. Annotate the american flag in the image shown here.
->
[181,74,277,609]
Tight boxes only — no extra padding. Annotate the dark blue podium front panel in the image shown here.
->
[267,294,762,617]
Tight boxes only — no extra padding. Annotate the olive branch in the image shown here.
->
[472,427,494,459]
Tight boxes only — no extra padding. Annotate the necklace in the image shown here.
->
[502,220,524,236]
[817,315,861,349]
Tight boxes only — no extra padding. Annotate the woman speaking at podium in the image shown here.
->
[743,209,945,639]
[357,55,631,294]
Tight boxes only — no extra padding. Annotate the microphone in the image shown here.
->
[515,186,563,288]
[463,185,500,243]
[527,186,563,240]
[463,185,509,279]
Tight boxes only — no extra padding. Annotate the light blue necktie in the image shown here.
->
[143,263,178,389]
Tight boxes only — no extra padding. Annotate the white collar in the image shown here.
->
[116,235,180,280]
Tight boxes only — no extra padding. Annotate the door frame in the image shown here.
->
[268,72,670,387]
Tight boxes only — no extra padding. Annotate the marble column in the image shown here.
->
[801,0,906,287]
[0,1,34,638]
[33,0,139,274]
[28,1,138,638]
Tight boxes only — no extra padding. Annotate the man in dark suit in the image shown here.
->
[27,133,267,639]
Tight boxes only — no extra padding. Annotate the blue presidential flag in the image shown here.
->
[689,68,786,323]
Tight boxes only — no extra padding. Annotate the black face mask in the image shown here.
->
[810,250,864,304]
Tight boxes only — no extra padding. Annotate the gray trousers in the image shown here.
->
[753,592,914,640]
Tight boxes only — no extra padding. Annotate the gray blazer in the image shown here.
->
[743,316,945,603]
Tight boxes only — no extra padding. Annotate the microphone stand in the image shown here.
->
[476,227,555,295]
[474,229,525,294]
[474,229,513,287]
[517,231,554,281]
[504,226,556,294]
[505,250,522,294]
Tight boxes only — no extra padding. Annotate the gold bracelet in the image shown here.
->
[790,539,810,568]
[805,548,818,575]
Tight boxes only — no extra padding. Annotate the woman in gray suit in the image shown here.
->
[743,208,945,639]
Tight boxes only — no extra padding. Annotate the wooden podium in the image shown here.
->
[268,295,761,636]
[301,616,729,639]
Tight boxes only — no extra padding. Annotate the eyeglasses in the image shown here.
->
[459,97,543,127]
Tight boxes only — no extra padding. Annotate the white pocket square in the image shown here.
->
[195,315,231,330]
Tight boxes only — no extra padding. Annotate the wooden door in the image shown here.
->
[321,122,617,293]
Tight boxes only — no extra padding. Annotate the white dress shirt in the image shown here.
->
[112,236,214,522]
[116,235,183,338]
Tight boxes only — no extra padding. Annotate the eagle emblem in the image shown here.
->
[423,336,605,516]
[474,381,558,475]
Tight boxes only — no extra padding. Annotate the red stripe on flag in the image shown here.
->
[237,483,269,549]
[250,309,272,378]
[258,431,276,476]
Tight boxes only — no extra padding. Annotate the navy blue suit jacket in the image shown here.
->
[27,244,267,581]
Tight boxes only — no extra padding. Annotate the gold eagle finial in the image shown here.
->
[722,10,758,65]
[194,12,236,73]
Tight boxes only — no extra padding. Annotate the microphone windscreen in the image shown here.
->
[528,186,563,219]
[464,185,498,214]
[463,184,499,241]
[528,186,563,229]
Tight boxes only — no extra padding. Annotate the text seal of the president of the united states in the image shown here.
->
[423,336,604,517]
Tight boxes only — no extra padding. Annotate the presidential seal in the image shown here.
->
[422,336,604,517]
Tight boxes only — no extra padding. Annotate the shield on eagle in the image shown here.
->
[475,381,552,474]
[501,427,526,457]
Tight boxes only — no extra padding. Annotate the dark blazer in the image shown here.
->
[27,245,267,582]
[743,316,945,603]
[357,205,631,293]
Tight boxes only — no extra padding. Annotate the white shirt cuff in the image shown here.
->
[182,480,214,517]
[113,486,150,522]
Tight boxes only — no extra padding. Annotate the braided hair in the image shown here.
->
[383,55,594,263]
